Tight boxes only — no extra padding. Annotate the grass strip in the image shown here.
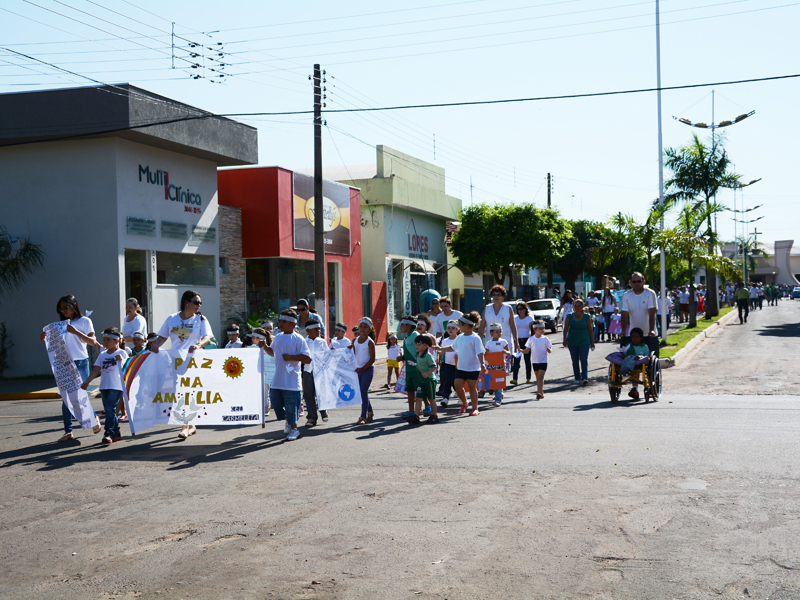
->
[660,307,733,359]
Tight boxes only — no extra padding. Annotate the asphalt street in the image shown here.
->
[1,300,799,600]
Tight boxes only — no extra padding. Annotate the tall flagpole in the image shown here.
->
[656,0,668,342]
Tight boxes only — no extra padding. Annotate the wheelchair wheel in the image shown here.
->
[649,356,662,402]
[608,363,620,403]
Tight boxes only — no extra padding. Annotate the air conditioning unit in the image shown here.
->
[0,237,24,260]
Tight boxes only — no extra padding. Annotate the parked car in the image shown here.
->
[792,286,800,299]
[526,298,561,333]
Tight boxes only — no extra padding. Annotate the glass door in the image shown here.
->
[124,249,150,328]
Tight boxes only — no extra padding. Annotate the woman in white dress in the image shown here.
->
[121,298,148,346]
[150,290,213,439]
[478,284,518,352]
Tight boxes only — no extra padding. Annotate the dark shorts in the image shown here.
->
[404,369,419,393]
[455,369,480,381]
[532,363,548,372]
[415,377,437,400]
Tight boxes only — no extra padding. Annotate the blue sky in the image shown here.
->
[2,0,798,246]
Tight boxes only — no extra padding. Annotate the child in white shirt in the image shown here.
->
[523,320,553,399]
[385,332,400,389]
[225,324,243,348]
[302,319,329,426]
[81,327,127,444]
[329,322,351,351]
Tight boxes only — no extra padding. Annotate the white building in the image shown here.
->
[0,85,257,377]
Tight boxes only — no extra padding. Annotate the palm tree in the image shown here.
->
[0,225,46,303]
[665,133,740,317]
[662,203,738,327]
[606,200,670,285]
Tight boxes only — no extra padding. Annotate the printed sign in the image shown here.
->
[189,225,216,246]
[477,351,507,392]
[127,216,156,237]
[43,321,98,430]
[309,345,362,410]
[292,171,351,255]
[161,220,188,240]
[122,349,264,434]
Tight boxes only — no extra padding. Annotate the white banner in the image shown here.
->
[43,321,98,430]
[123,348,264,434]
[312,346,362,411]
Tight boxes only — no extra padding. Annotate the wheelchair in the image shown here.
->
[606,351,662,403]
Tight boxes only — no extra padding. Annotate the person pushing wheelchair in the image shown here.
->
[620,272,659,400]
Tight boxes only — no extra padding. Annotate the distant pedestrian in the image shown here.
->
[511,301,533,384]
[385,333,400,389]
[352,317,376,426]
[522,320,552,400]
[563,298,594,386]
[734,283,750,324]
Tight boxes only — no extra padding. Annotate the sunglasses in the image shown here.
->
[631,280,643,284]
[191,299,202,305]
[298,307,307,311]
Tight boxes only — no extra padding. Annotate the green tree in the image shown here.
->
[450,203,572,286]
[0,225,45,303]
[551,220,607,292]
[734,235,768,281]
[661,202,738,327]
[665,133,740,317]
[605,200,670,285]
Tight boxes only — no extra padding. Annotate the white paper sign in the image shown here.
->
[311,345,362,411]
[43,321,98,430]
[124,349,264,434]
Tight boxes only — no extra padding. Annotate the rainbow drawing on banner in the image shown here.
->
[123,352,151,396]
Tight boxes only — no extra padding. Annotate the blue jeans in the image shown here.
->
[493,389,503,404]
[568,344,590,381]
[270,388,301,426]
[63,358,90,432]
[358,367,374,419]
[101,389,122,437]
[440,363,457,401]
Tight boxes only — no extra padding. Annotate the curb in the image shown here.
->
[667,309,738,368]
[0,392,61,401]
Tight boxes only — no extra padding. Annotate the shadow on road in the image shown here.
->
[755,322,800,337]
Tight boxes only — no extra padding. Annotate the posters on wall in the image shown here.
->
[123,349,264,434]
[292,171,351,255]
[43,321,98,430]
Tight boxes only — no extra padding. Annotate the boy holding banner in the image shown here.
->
[302,319,329,427]
[260,309,310,441]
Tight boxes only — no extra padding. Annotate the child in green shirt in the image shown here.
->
[408,334,438,425]
[399,316,420,420]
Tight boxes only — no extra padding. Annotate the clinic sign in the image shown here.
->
[138,165,202,213]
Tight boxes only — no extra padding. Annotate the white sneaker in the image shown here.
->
[286,428,300,441]
[283,422,291,434]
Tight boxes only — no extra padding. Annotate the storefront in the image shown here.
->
[0,85,257,377]
[217,166,362,336]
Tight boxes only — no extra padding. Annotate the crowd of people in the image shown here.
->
[42,272,788,444]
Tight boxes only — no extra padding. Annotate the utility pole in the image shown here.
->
[469,176,473,205]
[546,173,553,296]
[313,64,326,331]
[655,0,668,341]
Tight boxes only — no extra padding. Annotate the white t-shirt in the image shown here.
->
[64,316,94,361]
[304,336,328,373]
[621,289,657,334]
[452,332,484,372]
[525,335,553,363]
[656,296,673,315]
[94,349,127,390]
[441,336,458,366]
[121,314,147,340]
[353,336,375,369]
[225,340,243,349]
[561,302,574,317]
[602,295,616,313]
[678,292,690,304]
[157,313,213,350]
[515,315,533,339]
[329,337,351,350]
[586,296,600,308]
[268,332,310,391]
[432,310,463,338]
[387,345,400,361]
[485,339,509,354]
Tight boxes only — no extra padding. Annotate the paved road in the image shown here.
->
[1,301,799,600]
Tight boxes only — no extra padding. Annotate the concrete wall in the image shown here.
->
[0,139,119,377]
[360,204,386,285]
[0,137,223,376]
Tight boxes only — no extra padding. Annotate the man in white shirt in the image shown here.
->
[678,287,690,322]
[620,272,658,356]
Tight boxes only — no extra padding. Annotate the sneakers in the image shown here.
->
[439,401,448,408]
[581,379,589,387]
[57,432,74,443]
[265,410,271,417]
[628,388,640,400]
[111,433,122,443]
[283,422,291,434]
[422,405,432,416]
[305,419,317,428]
[526,380,531,384]
[493,401,502,407]
[321,412,329,422]
[101,434,113,444]
[426,414,439,424]
[286,428,300,441]
[408,414,421,425]
[510,380,518,385]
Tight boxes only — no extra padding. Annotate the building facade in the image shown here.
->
[0,85,257,377]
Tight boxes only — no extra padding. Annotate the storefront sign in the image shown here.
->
[138,164,202,210]
[385,215,445,264]
[292,172,351,255]
[161,220,189,240]
[189,225,216,246]
[127,216,156,237]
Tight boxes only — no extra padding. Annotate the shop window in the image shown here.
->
[156,251,216,287]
